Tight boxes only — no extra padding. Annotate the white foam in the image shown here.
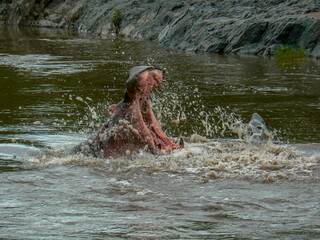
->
[25,139,320,182]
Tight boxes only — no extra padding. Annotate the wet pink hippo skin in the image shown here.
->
[73,66,183,158]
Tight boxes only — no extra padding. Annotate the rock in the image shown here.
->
[0,0,320,57]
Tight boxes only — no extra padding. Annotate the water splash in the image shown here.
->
[31,78,319,182]
[151,81,276,144]
[26,90,319,182]
[28,138,320,182]
[52,94,111,135]
[231,112,274,145]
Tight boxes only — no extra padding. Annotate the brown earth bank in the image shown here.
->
[0,0,319,57]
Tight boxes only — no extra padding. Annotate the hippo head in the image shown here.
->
[125,66,165,104]
[98,66,181,158]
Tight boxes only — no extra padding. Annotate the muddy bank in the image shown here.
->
[1,0,320,57]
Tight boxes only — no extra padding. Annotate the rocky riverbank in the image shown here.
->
[1,0,320,57]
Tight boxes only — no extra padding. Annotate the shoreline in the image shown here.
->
[0,0,320,58]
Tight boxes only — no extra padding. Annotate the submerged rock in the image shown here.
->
[0,0,319,58]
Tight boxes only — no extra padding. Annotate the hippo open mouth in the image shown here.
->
[73,66,182,159]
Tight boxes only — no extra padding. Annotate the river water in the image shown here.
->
[0,27,319,239]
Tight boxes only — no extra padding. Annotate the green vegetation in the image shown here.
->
[275,45,307,59]
[112,8,121,34]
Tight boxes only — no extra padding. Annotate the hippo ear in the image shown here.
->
[179,137,184,148]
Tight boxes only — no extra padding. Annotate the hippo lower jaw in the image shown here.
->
[136,98,176,153]
[74,66,182,159]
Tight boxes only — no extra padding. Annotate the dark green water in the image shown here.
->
[0,27,319,239]
[0,27,319,144]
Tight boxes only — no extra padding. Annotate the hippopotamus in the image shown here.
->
[73,66,183,158]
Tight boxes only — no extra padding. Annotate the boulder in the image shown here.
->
[0,0,319,57]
